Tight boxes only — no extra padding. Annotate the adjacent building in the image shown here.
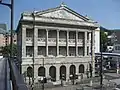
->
[16,4,100,83]
[0,24,8,48]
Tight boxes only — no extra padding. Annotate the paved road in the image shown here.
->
[0,58,9,90]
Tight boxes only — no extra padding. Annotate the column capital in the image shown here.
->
[46,29,49,32]
[57,29,60,32]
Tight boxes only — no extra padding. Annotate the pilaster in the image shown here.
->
[89,32,91,56]
[66,65,70,81]
[46,29,48,56]
[34,27,38,58]
[76,31,78,56]
[22,27,26,57]
[57,30,59,56]
[56,66,60,81]
[84,32,87,56]
[66,31,69,56]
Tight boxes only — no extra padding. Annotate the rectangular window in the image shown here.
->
[38,29,46,38]
[69,47,76,56]
[48,46,56,56]
[48,30,56,38]
[38,46,46,56]
[69,32,76,39]
[59,46,66,56]
[26,28,33,37]
[26,46,33,57]
[78,47,84,56]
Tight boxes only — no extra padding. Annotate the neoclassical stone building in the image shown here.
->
[16,4,99,83]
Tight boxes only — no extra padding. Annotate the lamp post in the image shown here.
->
[0,0,14,82]
[31,10,35,90]
[42,58,44,90]
[0,0,14,59]
[100,42,103,88]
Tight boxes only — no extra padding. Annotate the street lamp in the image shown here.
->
[0,0,14,59]
[0,0,14,82]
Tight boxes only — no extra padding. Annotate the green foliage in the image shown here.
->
[100,30,108,52]
[0,44,17,57]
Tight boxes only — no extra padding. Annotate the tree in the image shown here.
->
[0,44,17,57]
[100,30,108,52]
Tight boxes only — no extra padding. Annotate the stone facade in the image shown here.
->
[16,4,99,83]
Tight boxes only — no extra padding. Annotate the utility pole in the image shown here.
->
[42,58,44,90]
[100,43,103,88]
[0,0,14,82]
[10,0,14,60]
[0,0,14,58]
[32,10,35,90]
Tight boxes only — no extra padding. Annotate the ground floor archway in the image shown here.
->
[38,66,45,77]
[79,64,84,73]
[69,65,76,75]
[60,65,66,80]
[49,66,56,81]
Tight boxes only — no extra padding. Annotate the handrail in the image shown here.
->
[9,58,28,90]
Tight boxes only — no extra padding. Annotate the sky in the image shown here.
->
[0,0,120,30]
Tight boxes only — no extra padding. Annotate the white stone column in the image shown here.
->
[22,27,26,57]
[57,30,59,56]
[34,65,38,82]
[45,65,49,78]
[89,32,91,56]
[76,31,78,56]
[66,65,70,81]
[56,66,60,81]
[76,64,79,74]
[46,29,48,56]
[66,31,69,56]
[84,32,87,56]
[34,27,38,58]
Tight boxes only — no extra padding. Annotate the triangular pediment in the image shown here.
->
[36,6,89,21]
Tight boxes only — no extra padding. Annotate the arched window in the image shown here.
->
[49,66,56,81]
[69,65,76,75]
[79,64,84,73]
[60,65,66,80]
[38,66,45,76]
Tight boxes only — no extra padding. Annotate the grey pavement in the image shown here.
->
[0,58,8,90]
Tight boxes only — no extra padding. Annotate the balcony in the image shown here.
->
[59,39,66,46]
[26,37,33,45]
[78,39,83,46]
[38,38,46,46]
[69,39,75,46]
[48,38,56,46]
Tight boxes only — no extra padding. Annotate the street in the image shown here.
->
[0,58,7,90]
[0,58,10,90]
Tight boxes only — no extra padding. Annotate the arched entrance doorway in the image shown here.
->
[27,67,33,77]
[49,66,56,81]
[69,65,76,75]
[38,66,45,77]
[60,65,66,80]
[27,67,33,85]
[79,64,84,73]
